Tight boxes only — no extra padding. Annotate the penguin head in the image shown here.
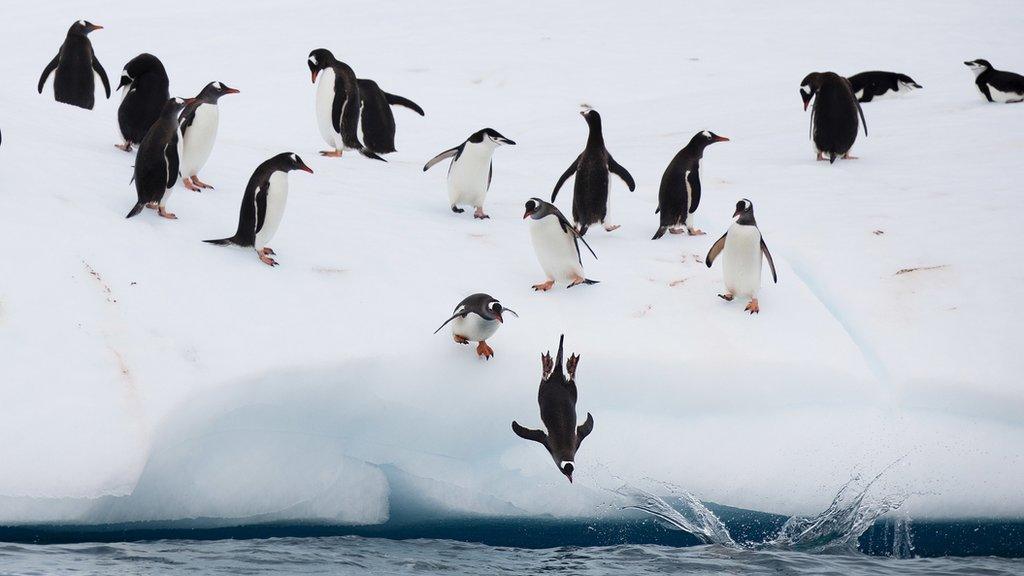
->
[200,81,241,102]
[164,97,192,115]
[895,74,922,90]
[579,107,602,128]
[560,461,574,483]
[482,297,518,324]
[274,152,314,174]
[523,198,549,220]
[799,72,824,110]
[733,198,754,221]
[118,54,164,90]
[964,59,992,76]
[691,130,730,149]
[69,20,103,36]
[307,49,336,83]
[472,128,516,147]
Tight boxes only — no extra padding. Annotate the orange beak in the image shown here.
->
[311,70,319,84]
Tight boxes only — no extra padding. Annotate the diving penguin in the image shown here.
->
[523,198,598,291]
[433,293,518,360]
[307,49,383,160]
[964,59,1024,103]
[125,97,189,220]
[801,72,867,163]
[179,81,240,191]
[204,153,314,266]
[551,109,635,235]
[652,130,729,240]
[116,53,170,152]
[423,128,516,219]
[705,199,778,314]
[847,71,922,102]
[37,20,111,110]
[357,78,424,157]
[512,334,594,484]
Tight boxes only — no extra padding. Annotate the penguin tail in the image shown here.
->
[567,279,599,289]
[359,148,387,162]
[125,202,144,219]
[203,237,234,246]
[829,153,837,164]
[652,227,667,240]
[553,334,565,373]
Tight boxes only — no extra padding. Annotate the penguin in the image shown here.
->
[512,334,594,484]
[847,71,922,102]
[423,128,516,219]
[203,153,314,266]
[357,78,424,157]
[523,198,598,291]
[800,72,868,163]
[652,130,729,240]
[307,49,383,161]
[964,60,1024,103]
[550,109,635,236]
[433,293,518,360]
[116,54,170,152]
[125,97,189,220]
[37,21,110,110]
[178,81,240,191]
[705,199,778,314]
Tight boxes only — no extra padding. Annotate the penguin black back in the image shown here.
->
[117,54,170,148]
[653,130,729,240]
[126,97,188,218]
[37,20,110,110]
[801,72,867,163]
[847,71,922,102]
[357,78,424,156]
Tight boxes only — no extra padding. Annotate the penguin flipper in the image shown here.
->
[384,92,424,116]
[92,56,111,99]
[551,156,580,202]
[38,54,59,94]
[686,169,701,213]
[760,237,778,283]
[164,136,180,189]
[423,146,459,171]
[433,310,469,334]
[855,97,868,136]
[576,413,594,449]
[512,421,547,446]
[607,155,636,191]
[705,233,728,267]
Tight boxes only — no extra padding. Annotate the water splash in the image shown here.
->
[613,483,735,546]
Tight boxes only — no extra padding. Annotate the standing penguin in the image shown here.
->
[705,199,778,314]
[801,72,868,163]
[204,153,314,266]
[964,60,1024,103]
[357,78,424,157]
[37,21,110,110]
[116,54,170,152]
[125,97,189,220]
[307,49,382,160]
[652,130,729,240]
[523,198,598,291]
[551,109,635,236]
[847,71,922,102]
[423,128,516,218]
[178,81,240,191]
[433,293,518,360]
[512,335,594,484]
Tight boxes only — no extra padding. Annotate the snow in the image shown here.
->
[1,0,1022,524]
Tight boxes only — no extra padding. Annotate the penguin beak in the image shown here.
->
[800,90,813,111]
[712,135,730,143]
[733,207,742,218]
[311,70,319,83]
[299,163,314,174]
[499,137,516,145]
[494,312,504,324]
[224,87,240,95]
[89,24,104,32]
[523,209,533,219]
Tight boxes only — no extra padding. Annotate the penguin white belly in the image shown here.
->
[255,172,289,249]
[448,147,493,208]
[315,69,342,149]
[180,104,219,177]
[984,84,1023,103]
[451,313,499,342]
[530,216,584,281]
[722,224,763,298]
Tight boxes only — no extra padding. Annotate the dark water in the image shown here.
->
[1,537,1022,576]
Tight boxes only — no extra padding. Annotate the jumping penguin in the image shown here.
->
[847,71,922,102]
[652,130,729,240]
[37,21,110,110]
[964,60,1024,103]
[800,72,868,163]
[423,128,516,218]
[523,198,598,291]
[357,78,424,157]
[551,109,635,235]
[512,334,594,484]
[307,49,383,160]
[204,153,314,266]
[178,81,240,191]
[705,199,778,314]
[433,293,518,360]
[116,54,170,152]
[125,97,189,220]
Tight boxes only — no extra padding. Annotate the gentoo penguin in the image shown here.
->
[512,335,594,484]
[652,130,729,240]
[116,54,170,152]
[307,49,383,160]
[204,153,314,266]
[964,60,1024,103]
[550,109,635,236]
[357,78,424,157]
[801,72,868,163]
[125,97,189,220]
[37,21,110,110]
[847,71,922,102]
[423,128,516,218]
[433,293,518,360]
[523,198,598,291]
[178,81,240,191]
[705,199,778,314]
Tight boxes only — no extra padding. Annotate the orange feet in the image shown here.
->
[192,175,214,189]
[115,142,133,152]
[258,251,279,266]
[687,228,706,236]
[453,334,469,345]
[476,340,494,360]
[669,227,686,235]
[568,275,587,288]
[145,202,159,210]
[718,293,734,301]
[261,247,276,256]
[183,177,202,192]
[319,150,343,157]
[532,280,555,292]
[604,224,620,232]
[473,207,490,220]
[745,298,760,314]
[816,151,826,161]
[157,207,177,219]
[842,153,858,160]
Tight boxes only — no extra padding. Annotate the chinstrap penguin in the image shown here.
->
[964,59,1024,103]
[801,72,867,163]
[433,293,518,360]
[423,128,516,219]
[37,20,110,110]
[705,199,778,314]
[523,198,598,291]
[203,153,314,266]
[307,49,383,161]
[652,130,729,240]
[178,81,240,191]
[116,54,170,152]
[125,97,190,220]
[512,334,594,484]
[847,71,922,102]
[551,109,635,235]
[357,78,424,157]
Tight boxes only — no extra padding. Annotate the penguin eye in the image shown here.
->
[490,302,501,312]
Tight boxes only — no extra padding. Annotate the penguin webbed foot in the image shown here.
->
[453,334,470,345]
[157,207,177,220]
[115,142,133,152]
[669,227,686,235]
[745,298,760,314]
[532,280,555,292]
[687,228,705,236]
[319,150,343,157]
[258,251,279,267]
[603,224,620,232]
[816,151,826,162]
[841,153,858,160]
[541,351,554,378]
[192,175,215,189]
[476,340,494,360]
[261,247,276,256]
[473,207,490,220]
[183,177,202,192]
[718,293,734,302]
[451,206,465,214]
[567,353,581,380]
